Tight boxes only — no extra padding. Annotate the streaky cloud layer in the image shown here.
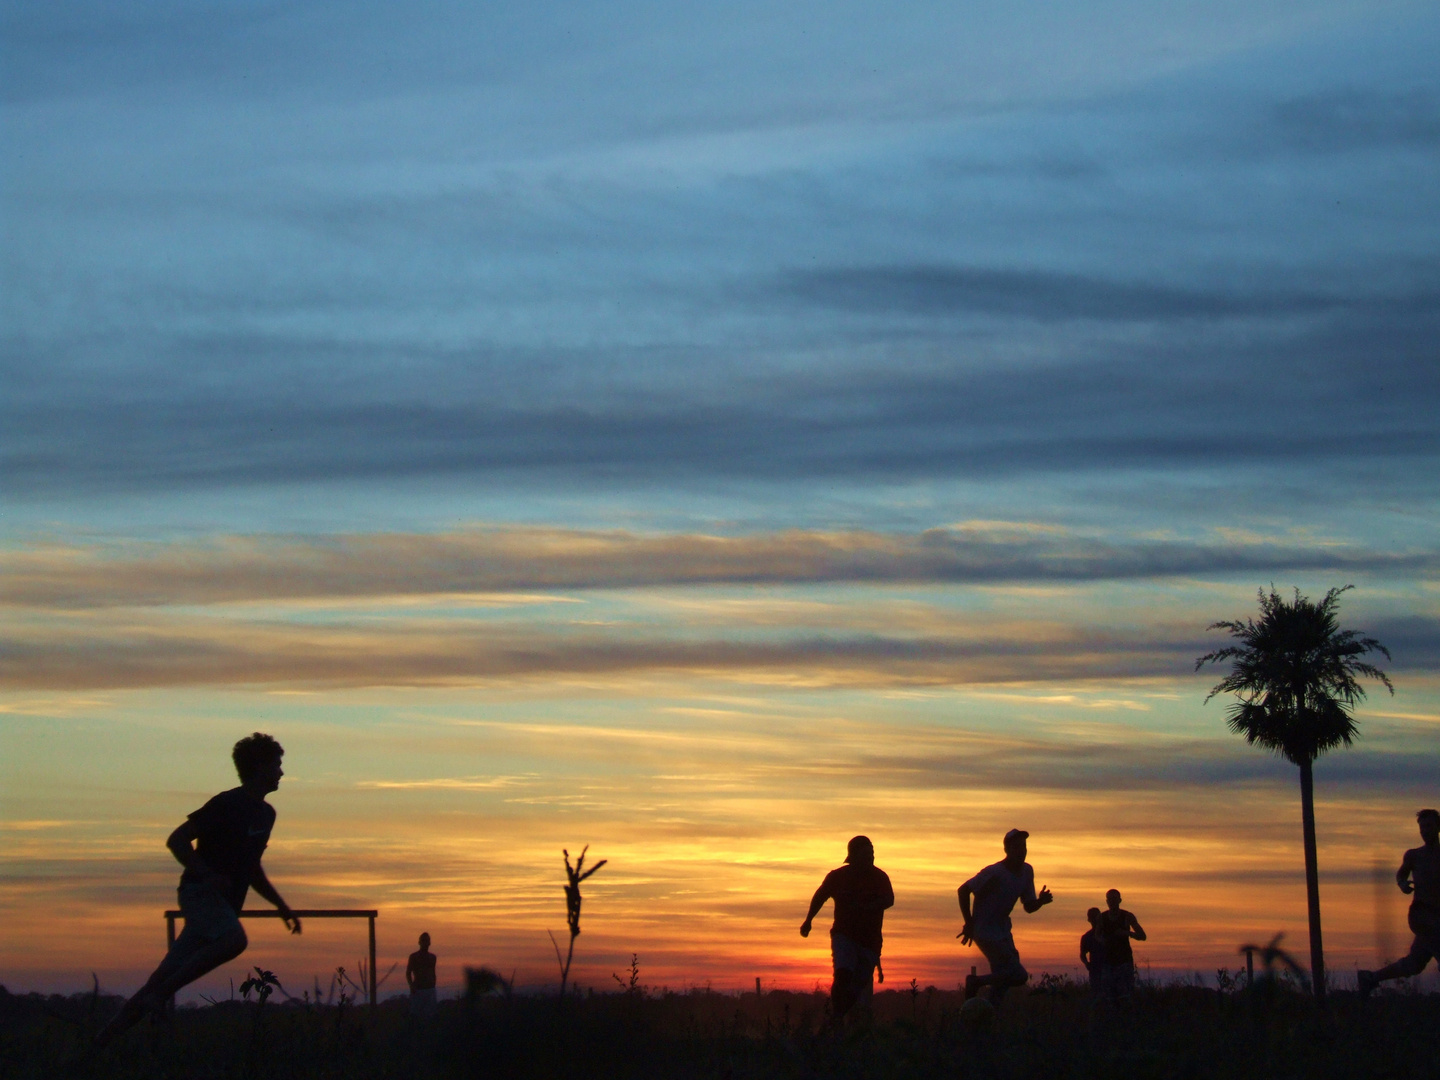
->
[5,524,1435,608]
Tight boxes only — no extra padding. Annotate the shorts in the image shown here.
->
[175,883,243,945]
[1404,905,1439,969]
[157,883,245,980]
[409,987,437,1018]
[974,933,1027,983]
[1103,962,1136,998]
[830,932,880,998]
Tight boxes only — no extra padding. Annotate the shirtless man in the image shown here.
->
[958,829,1053,1003]
[800,836,895,1020]
[1079,907,1106,993]
[1358,808,1440,997]
[406,932,438,1017]
[95,733,301,1046]
[1097,888,1146,999]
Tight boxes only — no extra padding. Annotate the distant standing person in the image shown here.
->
[800,836,895,1020]
[1359,809,1440,997]
[1097,889,1146,1000]
[1079,907,1106,993]
[958,829,1053,1002]
[407,932,438,1017]
[96,734,301,1047]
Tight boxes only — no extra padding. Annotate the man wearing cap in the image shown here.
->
[958,828,1053,1003]
[800,836,895,1020]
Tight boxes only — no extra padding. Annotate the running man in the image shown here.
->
[96,733,301,1046]
[1079,907,1106,993]
[958,828,1053,1002]
[1097,888,1146,1000]
[407,932,438,1017]
[800,836,895,1020]
[1358,808,1440,997]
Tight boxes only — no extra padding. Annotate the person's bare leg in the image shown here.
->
[990,973,1027,1004]
[95,930,247,1047]
[1359,952,1429,995]
[831,968,858,1020]
[150,929,248,1000]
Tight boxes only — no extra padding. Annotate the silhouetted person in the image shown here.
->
[407,932,438,1017]
[1359,808,1440,997]
[1097,888,1145,1000]
[95,734,301,1048]
[959,828,1053,1003]
[800,835,894,1020]
[1080,907,1106,993]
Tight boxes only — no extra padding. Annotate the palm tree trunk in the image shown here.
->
[1298,756,1326,1003]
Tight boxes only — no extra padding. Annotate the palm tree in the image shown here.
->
[1196,585,1392,1004]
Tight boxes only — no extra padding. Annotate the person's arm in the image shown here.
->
[957,884,974,943]
[800,877,833,937]
[406,954,416,990]
[166,819,203,870]
[1397,850,1415,894]
[249,864,302,934]
[166,818,231,892]
[1080,935,1093,970]
[878,873,895,912]
[1020,868,1053,913]
[1127,913,1147,941]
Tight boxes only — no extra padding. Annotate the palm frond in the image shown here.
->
[1196,585,1391,765]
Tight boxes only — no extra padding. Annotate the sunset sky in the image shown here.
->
[3,0,1438,1000]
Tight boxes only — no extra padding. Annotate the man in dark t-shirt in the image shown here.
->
[800,836,894,1020]
[96,733,301,1048]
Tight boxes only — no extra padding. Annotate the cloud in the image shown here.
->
[1271,88,1440,153]
[0,612,1208,691]
[6,601,1429,693]
[4,304,1436,495]
[4,525,1434,608]
[782,265,1440,322]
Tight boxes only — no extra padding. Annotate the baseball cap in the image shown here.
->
[845,835,874,862]
[1003,828,1029,847]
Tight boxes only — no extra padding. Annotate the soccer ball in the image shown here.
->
[958,994,996,1033]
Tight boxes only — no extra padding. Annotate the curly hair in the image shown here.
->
[232,732,284,782]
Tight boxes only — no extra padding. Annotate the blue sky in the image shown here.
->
[5,0,1437,537]
[2,0,1437,994]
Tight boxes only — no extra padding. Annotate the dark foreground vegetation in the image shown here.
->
[5,978,1439,1080]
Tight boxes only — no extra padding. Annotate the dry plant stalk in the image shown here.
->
[548,844,606,997]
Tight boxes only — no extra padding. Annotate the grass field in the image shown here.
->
[5,978,1438,1079]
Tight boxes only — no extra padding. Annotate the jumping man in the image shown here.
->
[96,733,301,1046]
[1358,808,1440,997]
[800,836,895,1020]
[958,828,1053,1003]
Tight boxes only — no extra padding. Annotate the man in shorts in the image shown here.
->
[958,828,1053,1003]
[1358,808,1440,997]
[800,835,895,1020]
[1096,888,1146,1000]
[406,932,438,1017]
[96,733,301,1046]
